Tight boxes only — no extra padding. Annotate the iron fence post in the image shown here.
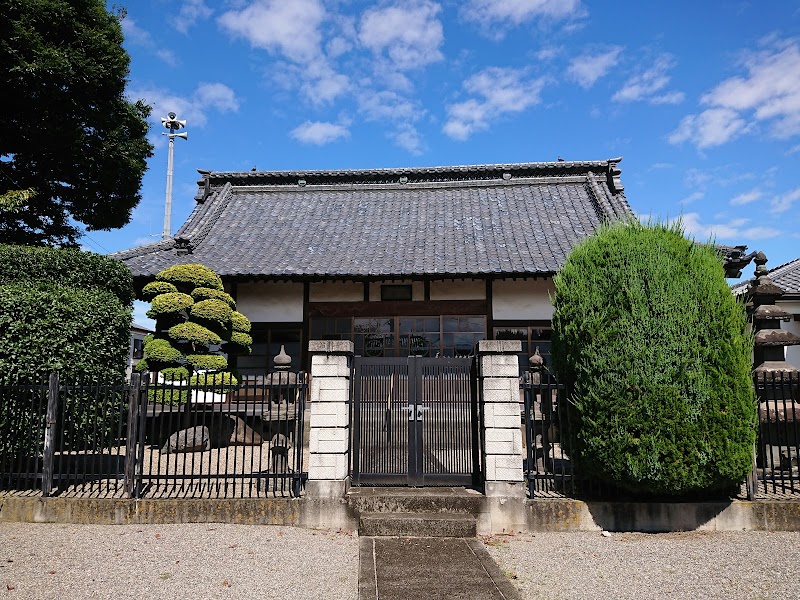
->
[41,372,59,497]
[123,373,141,498]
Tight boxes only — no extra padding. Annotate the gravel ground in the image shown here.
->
[483,531,800,600]
[0,523,357,600]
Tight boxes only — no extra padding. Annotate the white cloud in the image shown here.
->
[730,188,762,206]
[462,0,583,26]
[176,0,212,33]
[770,187,800,213]
[443,67,547,140]
[670,37,800,149]
[567,46,623,88]
[290,121,350,145]
[128,82,240,127]
[218,0,326,63]
[121,17,178,65]
[679,191,704,206]
[358,90,421,122]
[678,213,780,242]
[391,124,425,155]
[612,54,684,104]
[668,107,749,148]
[359,1,444,70]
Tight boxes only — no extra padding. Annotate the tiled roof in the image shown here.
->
[732,258,800,296]
[114,159,632,280]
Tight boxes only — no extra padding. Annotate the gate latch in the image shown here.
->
[416,405,430,421]
[401,405,415,421]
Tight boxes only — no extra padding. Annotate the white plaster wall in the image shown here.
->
[430,279,486,300]
[782,299,800,368]
[236,282,304,322]
[309,281,364,302]
[368,280,424,301]
[492,278,554,321]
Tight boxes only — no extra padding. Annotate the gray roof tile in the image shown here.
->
[114,159,632,279]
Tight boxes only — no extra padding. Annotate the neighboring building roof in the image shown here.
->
[732,257,800,297]
[114,159,633,280]
[131,323,153,334]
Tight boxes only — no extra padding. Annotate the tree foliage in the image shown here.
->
[142,263,251,404]
[0,0,153,246]
[551,220,756,496]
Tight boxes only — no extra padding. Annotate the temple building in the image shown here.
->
[114,158,748,373]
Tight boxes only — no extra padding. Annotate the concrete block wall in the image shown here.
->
[478,341,524,489]
[307,341,354,485]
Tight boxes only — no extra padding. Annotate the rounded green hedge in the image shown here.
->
[160,366,190,382]
[0,282,130,381]
[0,244,135,305]
[143,338,183,363]
[230,311,251,333]
[156,263,223,292]
[189,371,238,391]
[186,354,228,371]
[146,292,194,317]
[551,220,756,496]
[168,322,222,346]
[148,387,188,406]
[191,287,236,308]
[190,298,232,329]
[141,280,178,300]
[226,331,253,354]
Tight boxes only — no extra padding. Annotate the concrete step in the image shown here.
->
[359,511,477,537]
[348,487,483,516]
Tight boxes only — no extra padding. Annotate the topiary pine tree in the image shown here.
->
[551,219,756,496]
[138,264,252,404]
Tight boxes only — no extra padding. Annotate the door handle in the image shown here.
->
[400,405,415,421]
[416,405,430,421]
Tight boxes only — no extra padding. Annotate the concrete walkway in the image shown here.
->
[358,537,520,600]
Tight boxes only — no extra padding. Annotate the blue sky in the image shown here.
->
[93,0,799,291]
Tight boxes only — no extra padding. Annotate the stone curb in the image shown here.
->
[2,495,800,532]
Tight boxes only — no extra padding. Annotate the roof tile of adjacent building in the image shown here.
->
[113,158,633,280]
[732,257,800,297]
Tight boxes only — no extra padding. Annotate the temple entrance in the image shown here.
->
[350,356,479,487]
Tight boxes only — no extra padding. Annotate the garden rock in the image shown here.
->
[161,426,210,453]
[209,415,262,447]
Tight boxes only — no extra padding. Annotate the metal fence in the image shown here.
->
[520,377,610,499]
[522,372,800,500]
[753,371,800,498]
[0,372,308,499]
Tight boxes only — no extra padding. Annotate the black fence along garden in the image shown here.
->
[0,372,308,499]
[521,373,800,500]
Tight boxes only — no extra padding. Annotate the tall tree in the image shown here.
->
[0,0,153,246]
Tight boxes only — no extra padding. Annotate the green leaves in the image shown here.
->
[552,220,756,496]
[0,0,153,246]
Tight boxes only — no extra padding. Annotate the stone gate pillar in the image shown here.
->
[478,340,525,498]
[306,340,354,498]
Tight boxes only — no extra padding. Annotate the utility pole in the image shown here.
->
[160,112,188,240]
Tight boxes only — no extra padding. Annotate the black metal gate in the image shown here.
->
[351,356,479,486]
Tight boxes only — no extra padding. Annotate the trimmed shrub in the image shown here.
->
[168,322,222,346]
[551,220,756,496]
[191,287,236,308]
[190,298,233,329]
[160,366,190,382]
[146,292,194,318]
[186,354,228,371]
[0,283,130,381]
[0,244,134,305]
[189,371,238,391]
[142,280,178,300]
[226,331,253,355]
[143,338,183,363]
[147,387,188,406]
[156,263,223,292]
[230,311,251,333]
[141,263,251,404]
